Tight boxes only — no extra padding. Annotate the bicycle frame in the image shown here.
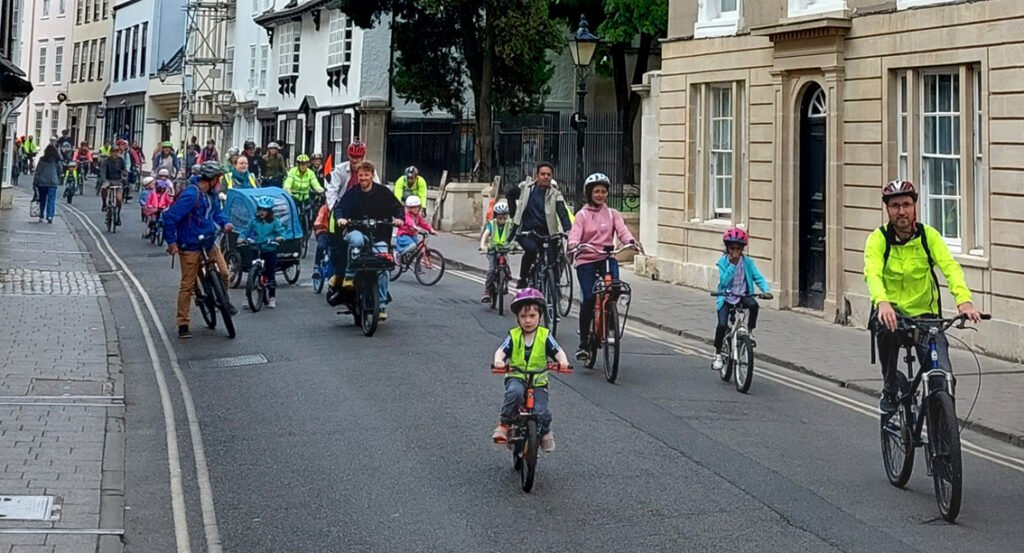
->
[573,244,636,345]
[893,318,962,444]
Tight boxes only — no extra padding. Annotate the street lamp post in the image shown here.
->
[569,15,599,209]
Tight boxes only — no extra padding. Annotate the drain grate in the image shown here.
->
[0,496,61,521]
[188,354,268,370]
[29,379,112,396]
[439,298,483,306]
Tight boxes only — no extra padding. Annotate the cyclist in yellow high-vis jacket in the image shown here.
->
[864,179,981,414]
[283,154,324,202]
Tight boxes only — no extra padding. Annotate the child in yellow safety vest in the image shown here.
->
[491,288,570,453]
[478,200,513,303]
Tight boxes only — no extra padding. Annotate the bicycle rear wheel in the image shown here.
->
[312,264,325,294]
[388,258,404,282]
[881,372,915,488]
[196,281,217,329]
[283,263,300,285]
[603,303,621,383]
[246,266,263,312]
[414,248,445,286]
[105,208,114,233]
[734,334,754,393]
[543,270,559,337]
[521,420,538,493]
[928,390,963,522]
[557,257,573,318]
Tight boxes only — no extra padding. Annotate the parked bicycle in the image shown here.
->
[104,184,123,233]
[481,245,521,316]
[880,312,989,522]
[490,362,573,493]
[389,231,445,286]
[709,292,771,393]
[173,232,236,338]
[572,243,637,383]
[518,230,568,337]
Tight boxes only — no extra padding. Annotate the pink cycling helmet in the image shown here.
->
[510,288,546,315]
[723,227,748,246]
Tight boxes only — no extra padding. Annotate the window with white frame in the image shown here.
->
[249,44,258,88]
[788,0,846,18]
[327,12,346,68]
[34,106,44,140]
[88,39,96,81]
[331,112,349,164]
[37,43,47,84]
[71,42,80,83]
[894,66,984,252]
[225,46,235,89]
[98,38,106,79]
[58,0,66,16]
[42,0,51,17]
[695,0,740,39]
[50,104,60,138]
[897,0,955,9]
[693,81,744,220]
[53,42,64,83]
[259,44,269,90]
[76,0,83,23]
[286,118,297,146]
[278,23,300,77]
[101,0,108,19]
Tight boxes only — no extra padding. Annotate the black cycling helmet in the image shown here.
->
[197,161,225,180]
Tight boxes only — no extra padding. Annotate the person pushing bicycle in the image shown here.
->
[491,288,570,453]
[712,228,772,372]
[865,180,981,414]
[163,162,238,339]
[566,173,641,363]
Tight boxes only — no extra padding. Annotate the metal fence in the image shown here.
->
[386,112,633,210]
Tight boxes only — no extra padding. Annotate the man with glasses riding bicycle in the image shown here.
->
[865,179,981,414]
[163,161,238,339]
[507,162,573,290]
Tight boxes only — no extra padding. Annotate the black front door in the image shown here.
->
[799,85,827,310]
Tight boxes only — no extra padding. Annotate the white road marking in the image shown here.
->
[67,206,225,552]
[449,268,1024,473]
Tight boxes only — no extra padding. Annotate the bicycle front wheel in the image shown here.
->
[557,257,573,318]
[719,338,734,382]
[881,372,915,488]
[210,272,235,338]
[414,248,445,286]
[734,334,754,394]
[928,390,963,522]
[543,270,559,337]
[603,303,621,383]
[282,262,300,285]
[246,266,263,312]
[196,281,217,329]
[521,420,538,493]
[359,278,380,337]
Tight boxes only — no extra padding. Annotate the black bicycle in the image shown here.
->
[491,363,573,493]
[341,219,396,337]
[482,245,520,316]
[186,232,236,339]
[241,238,280,312]
[61,162,78,204]
[103,183,123,233]
[880,312,990,522]
[519,231,568,337]
[295,197,318,259]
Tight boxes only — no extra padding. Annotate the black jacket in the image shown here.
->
[100,156,127,181]
[333,183,404,243]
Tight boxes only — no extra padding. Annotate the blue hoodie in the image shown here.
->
[162,184,230,251]
[715,254,771,311]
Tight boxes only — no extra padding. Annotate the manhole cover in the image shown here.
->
[0,496,61,521]
[28,379,112,396]
[439,298,481,306]
[189,354,268,370]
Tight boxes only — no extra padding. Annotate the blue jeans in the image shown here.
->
[395,234,418,254]
[576,258,619,346]
[500,378,551,435]
[37,186,57,220]
[345,230,389,307]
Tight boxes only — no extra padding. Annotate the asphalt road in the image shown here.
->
[64,193,1024,553]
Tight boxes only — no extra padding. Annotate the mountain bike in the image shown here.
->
[519,231,567,337]
[104,184,123,233]
[491,363,573,493]
[880,313,989,522]
[389,231,445,285]
[572,243,637,383]
[481,246,520,316]
[709,292,771,393]
[241,239,281,312]
[185,232,236,338]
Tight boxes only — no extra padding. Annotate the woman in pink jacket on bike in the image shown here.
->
[567,173,640,361]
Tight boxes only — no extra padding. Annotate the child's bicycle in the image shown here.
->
[389,231,445,285]
[709,292,770,393]
[490,363,573,493]
[481,245,521,316]
[311,247,332,294]
[145,210,165,246]
[239,238,281,312]
[571,243,637,383]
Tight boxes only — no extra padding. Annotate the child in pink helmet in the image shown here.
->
[712,228,773,371]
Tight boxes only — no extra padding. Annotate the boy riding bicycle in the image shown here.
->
[712,228,773,371]
[492,288,570,453]
[479,200,514,304]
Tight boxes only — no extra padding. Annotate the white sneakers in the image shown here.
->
[267,298,277,309]
[712,354,725,371]
[541,432,556,453]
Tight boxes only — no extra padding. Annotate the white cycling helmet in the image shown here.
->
[142,176,155,186]
[493,200,509,215]
[405,195,422,208]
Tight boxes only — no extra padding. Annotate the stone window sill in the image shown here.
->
[694,17,739,39]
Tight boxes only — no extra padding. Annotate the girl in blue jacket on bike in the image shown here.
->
[712,228,773,371]
[243,196,287,308]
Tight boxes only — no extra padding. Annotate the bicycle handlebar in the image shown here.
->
[516,230,567,243]
[490,362,574,375]
[709,292,772,299]
[569,243,640,257]
[896,312,991,333]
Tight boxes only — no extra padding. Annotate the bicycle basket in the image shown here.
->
[349,250,395,271]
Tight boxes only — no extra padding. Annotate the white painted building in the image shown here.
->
[222,0,275,150]
[16,0,79,144]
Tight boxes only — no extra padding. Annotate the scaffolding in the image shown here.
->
[180,0,236,145]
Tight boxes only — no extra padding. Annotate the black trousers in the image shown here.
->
[875,323,952,394]
[714,298,759,352]
[516,234,540,283]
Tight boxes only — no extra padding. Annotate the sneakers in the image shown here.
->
[342,277,354,289]
[178,325,192,339]
[481,293,491,304]
[101,204,107,212]
[575,346,590,363]
[492,423,510,444]
[267,298,277,309]
[748,333,757,348]
[712,354,725,371]
[879,391,899,414]
[227,301,239,316]
[379,310,388,321]
[541,432,556,453]
[312,269,321,281]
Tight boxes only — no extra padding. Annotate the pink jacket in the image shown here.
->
[567,204,635,266]
[397,210,434,237]
[144,190,173,216]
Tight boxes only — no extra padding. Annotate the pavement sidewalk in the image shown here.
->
[431,231,1024,448]
[0,188,124,552]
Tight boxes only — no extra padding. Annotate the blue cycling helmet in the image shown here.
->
[256,196,275,210]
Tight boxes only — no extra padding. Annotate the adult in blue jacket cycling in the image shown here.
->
[163,161,237,339]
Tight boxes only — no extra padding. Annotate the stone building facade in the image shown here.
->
[639,0,1024,360]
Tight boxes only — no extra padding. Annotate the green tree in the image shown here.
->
[551,0,667,185]
[336,0,562,180]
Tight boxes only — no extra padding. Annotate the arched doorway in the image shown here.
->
[798,84,827,310]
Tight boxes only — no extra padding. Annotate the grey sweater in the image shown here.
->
[33,158,62,188]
